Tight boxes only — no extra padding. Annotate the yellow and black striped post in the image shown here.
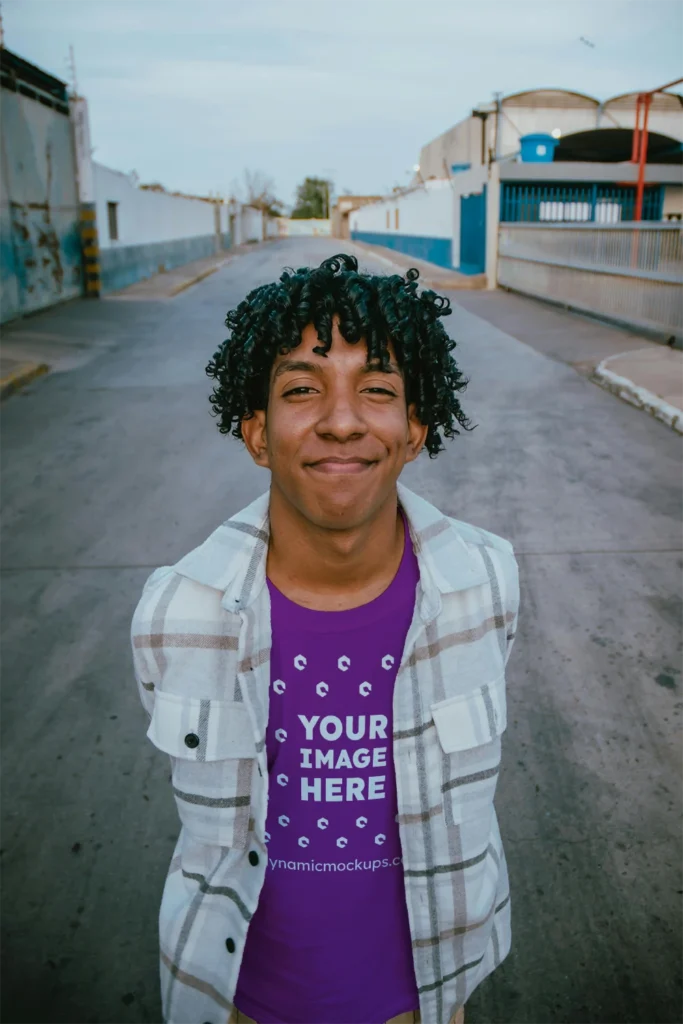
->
[80,203,101,298]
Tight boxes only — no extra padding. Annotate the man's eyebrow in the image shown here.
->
[360,360,401,376]
[272,358,402,380]
[272,359,318,380]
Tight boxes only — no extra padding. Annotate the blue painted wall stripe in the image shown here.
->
[99,234,229,294]
[350,231,452,270]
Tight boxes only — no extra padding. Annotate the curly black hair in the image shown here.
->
[206,253,475,457]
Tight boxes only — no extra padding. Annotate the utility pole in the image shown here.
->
[493,92,502,162]
[322,168,334,220]
[0,2,5,48]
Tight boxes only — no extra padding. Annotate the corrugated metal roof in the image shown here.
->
[0,47,69,112]
[503,88,599,109]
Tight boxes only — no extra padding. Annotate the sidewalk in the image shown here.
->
[346,240,486,290]
[452,288,683,435]
[0,251,234,399]
[0,357,49,400]
[107,252,231,300]
[593,347,683,433]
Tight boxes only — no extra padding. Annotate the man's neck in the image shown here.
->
[265,486,405,612]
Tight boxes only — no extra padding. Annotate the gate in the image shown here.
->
[459,186,487,274]
[0,50,82,323]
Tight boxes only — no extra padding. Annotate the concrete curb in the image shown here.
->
[169,263,224,297]
[0,361,49,401]
[592,360,683,434]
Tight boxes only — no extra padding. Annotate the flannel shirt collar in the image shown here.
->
[172,482,488,618]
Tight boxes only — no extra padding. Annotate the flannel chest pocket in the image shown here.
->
[430,674,507,827]
[147,690,256,848]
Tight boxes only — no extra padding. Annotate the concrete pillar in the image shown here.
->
[70,97,95,204]
[485,162,501,290]
[70,97,100,296]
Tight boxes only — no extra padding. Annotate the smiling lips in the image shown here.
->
[307,457,376,475]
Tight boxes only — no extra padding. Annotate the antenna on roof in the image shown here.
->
[68,44,79,95]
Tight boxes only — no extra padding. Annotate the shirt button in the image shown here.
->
[248,851,259,866]
[184,733,199,749]
[225,937,236,953]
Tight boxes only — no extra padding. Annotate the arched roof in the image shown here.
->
[502,88,599,109]
[604,91,683,111]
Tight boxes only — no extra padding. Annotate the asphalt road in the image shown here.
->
[1,239,681,1024]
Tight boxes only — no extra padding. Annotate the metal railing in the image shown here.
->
[500,183,664,223]
[497,222,683,338]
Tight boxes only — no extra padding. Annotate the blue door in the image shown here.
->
[459,187,487,275]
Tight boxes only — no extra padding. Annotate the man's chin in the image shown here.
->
[304,485,388,531]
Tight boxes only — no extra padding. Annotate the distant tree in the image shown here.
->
[291,177,333,219]
[238,169,284,218]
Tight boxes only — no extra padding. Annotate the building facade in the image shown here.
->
[0,49,83,322]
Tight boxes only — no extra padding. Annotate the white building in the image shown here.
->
[416,89,683,180]
[72,97,240,293]
[349,86,683,285]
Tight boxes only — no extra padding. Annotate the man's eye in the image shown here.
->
[282,386,315,396]
[363,387,396,396]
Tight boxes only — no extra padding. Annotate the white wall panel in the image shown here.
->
[94,164,217,249]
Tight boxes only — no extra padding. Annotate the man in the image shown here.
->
[132,254,519,1024]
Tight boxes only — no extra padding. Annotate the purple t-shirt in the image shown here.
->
[235,512,420,1024]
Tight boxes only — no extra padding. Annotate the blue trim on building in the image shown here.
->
[350,231,452,269]
[99,234,229,294]
[458,187,487,275]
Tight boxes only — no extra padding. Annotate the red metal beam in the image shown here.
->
[630,94,642,163]
[643,75,683,95]
[631,76,682,220]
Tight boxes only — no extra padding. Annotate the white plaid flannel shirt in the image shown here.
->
[131,483,520,1024]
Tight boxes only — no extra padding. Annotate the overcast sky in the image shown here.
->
[4,0,682,209]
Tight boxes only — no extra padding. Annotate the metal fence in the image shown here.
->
[500,183,663,223]
[497,223,683,338]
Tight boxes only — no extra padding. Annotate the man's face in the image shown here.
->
[242,319,427,530]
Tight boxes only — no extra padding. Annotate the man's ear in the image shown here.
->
[405,403,428,463]
[241,410,270,468]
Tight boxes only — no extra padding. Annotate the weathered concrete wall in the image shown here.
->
[350,181,454,268]
[0,88,82,323]
[94,164,220,248]
[276,218,331,237]
[0,135,21,318]
[99,235,220,293]
[93,163,230,293]
[233,205,263,244]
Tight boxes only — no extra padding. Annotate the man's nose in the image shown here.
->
[315,389,367,440]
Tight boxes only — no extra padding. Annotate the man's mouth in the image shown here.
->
[306,457,376,475]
